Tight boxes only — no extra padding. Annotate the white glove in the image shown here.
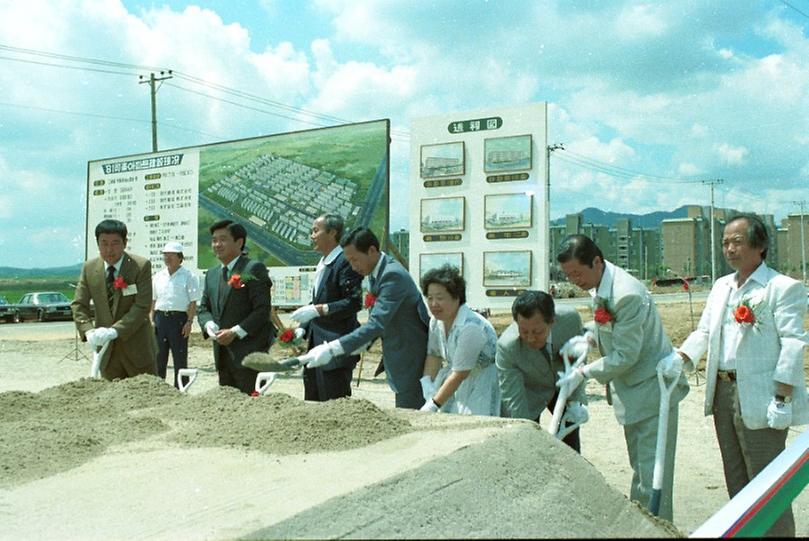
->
[419,375,435,402]
[556,368,586,394]
[563,402,589,425]
[420,399,439,413]
[659,351,684,379]
[205,321,220,336]
[299,342,335,368]
[291,305,319,324]
[560,335,589,360]
[86,328,103,348]
[91,327,117,346]
[767,397,792,430]
[293,327,306,340]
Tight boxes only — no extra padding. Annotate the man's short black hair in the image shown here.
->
[556,234,603,267]
[726,213,769,260]
[94,219,127,242]
[341,227,380,253]
[511,290,555,323]
[421,264,466,305]
[209,219,247,250]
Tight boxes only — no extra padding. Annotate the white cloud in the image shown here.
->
[714,143,748,166]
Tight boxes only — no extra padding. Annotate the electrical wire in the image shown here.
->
[0,100,226,140]
[553,151,703,184]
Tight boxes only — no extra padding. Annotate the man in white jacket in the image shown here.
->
[678,213,808,537]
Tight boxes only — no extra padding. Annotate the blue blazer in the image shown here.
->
[302,251,363,371]
[339,255,429,404]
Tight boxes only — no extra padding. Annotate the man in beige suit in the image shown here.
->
[72,219,157,380]
[556,235,689,521]
[496,290,587,452]
[678,214,808,537]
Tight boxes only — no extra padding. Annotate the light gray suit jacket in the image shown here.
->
[338,255,429,407]
[587,261,689,425]
[496,306,586,421]
[679,263,809,429]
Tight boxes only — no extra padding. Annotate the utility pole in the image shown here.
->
[139,70,173,152]
[793,200,808,284]
[546,142,564,286]
[702,178,724,283]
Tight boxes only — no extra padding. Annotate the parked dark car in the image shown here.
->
[0,296,19,323]
[16,292,74,322]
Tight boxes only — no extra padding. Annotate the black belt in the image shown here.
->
[717,370,736,382]
[156,310,187,317]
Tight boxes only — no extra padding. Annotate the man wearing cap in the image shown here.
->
[151,241,201,388]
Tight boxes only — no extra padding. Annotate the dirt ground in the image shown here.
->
[0,299,807,538]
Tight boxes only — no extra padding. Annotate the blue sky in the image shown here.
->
[1,0,808,267]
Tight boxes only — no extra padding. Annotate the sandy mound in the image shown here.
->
[0,375,681,539]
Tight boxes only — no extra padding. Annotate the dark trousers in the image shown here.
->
[303,365,353,401]
[545,390,581,453]
[395,388,426,410]
[217,347,260,395]
[154,311,189,388]
[713,378,794,537]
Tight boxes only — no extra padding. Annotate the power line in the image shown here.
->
[0,100,226,140]
[779,0,809,20]
[553,151,703,184]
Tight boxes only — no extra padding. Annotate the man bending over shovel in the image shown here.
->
[72,219,157,380]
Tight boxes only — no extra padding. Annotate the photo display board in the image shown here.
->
[86,119,390,307]
[409,104,548,310]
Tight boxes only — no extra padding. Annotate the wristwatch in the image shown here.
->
[775,394,792,405]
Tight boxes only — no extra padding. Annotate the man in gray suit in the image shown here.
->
[496,290,588,452]
[299,227,429,409]
[556,234,689,521]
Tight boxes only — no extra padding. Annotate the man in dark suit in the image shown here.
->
[197,219,273,394]
[299,227,429,409]
[71,219,157,380]
[290,214,362,401]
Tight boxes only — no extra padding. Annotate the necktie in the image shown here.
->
[106,266,116,308]
[218,266,229,306]
[369,274,377,292]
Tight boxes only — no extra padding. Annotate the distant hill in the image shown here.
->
[0,263,83,279]
[551,205,691,229]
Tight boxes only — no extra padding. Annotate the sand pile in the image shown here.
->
[0,375,681,538]
[0,374,411,488]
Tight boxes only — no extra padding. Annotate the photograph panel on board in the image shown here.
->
[419,252,464,279]
[483,250,532,287]
[420,197,465,233]
[420,142,465,178]
[484,134,532,173]
[484,193,533,230]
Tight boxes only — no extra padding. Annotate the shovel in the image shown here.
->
[254,372,278,395]
[649,359,681,516]
[177,368,198,393]
[242,351,303,372]
[548,347,588,438]
[89,341,109,379]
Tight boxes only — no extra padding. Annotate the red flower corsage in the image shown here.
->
[594,307,612,325]
[279,329,295,343]
[113,276,128,290]
[228,274,245,289]
[733,304,755,324]
[364,292,376,309]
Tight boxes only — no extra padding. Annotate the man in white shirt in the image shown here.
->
[151,241,201,388]
[678,214,808,537]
